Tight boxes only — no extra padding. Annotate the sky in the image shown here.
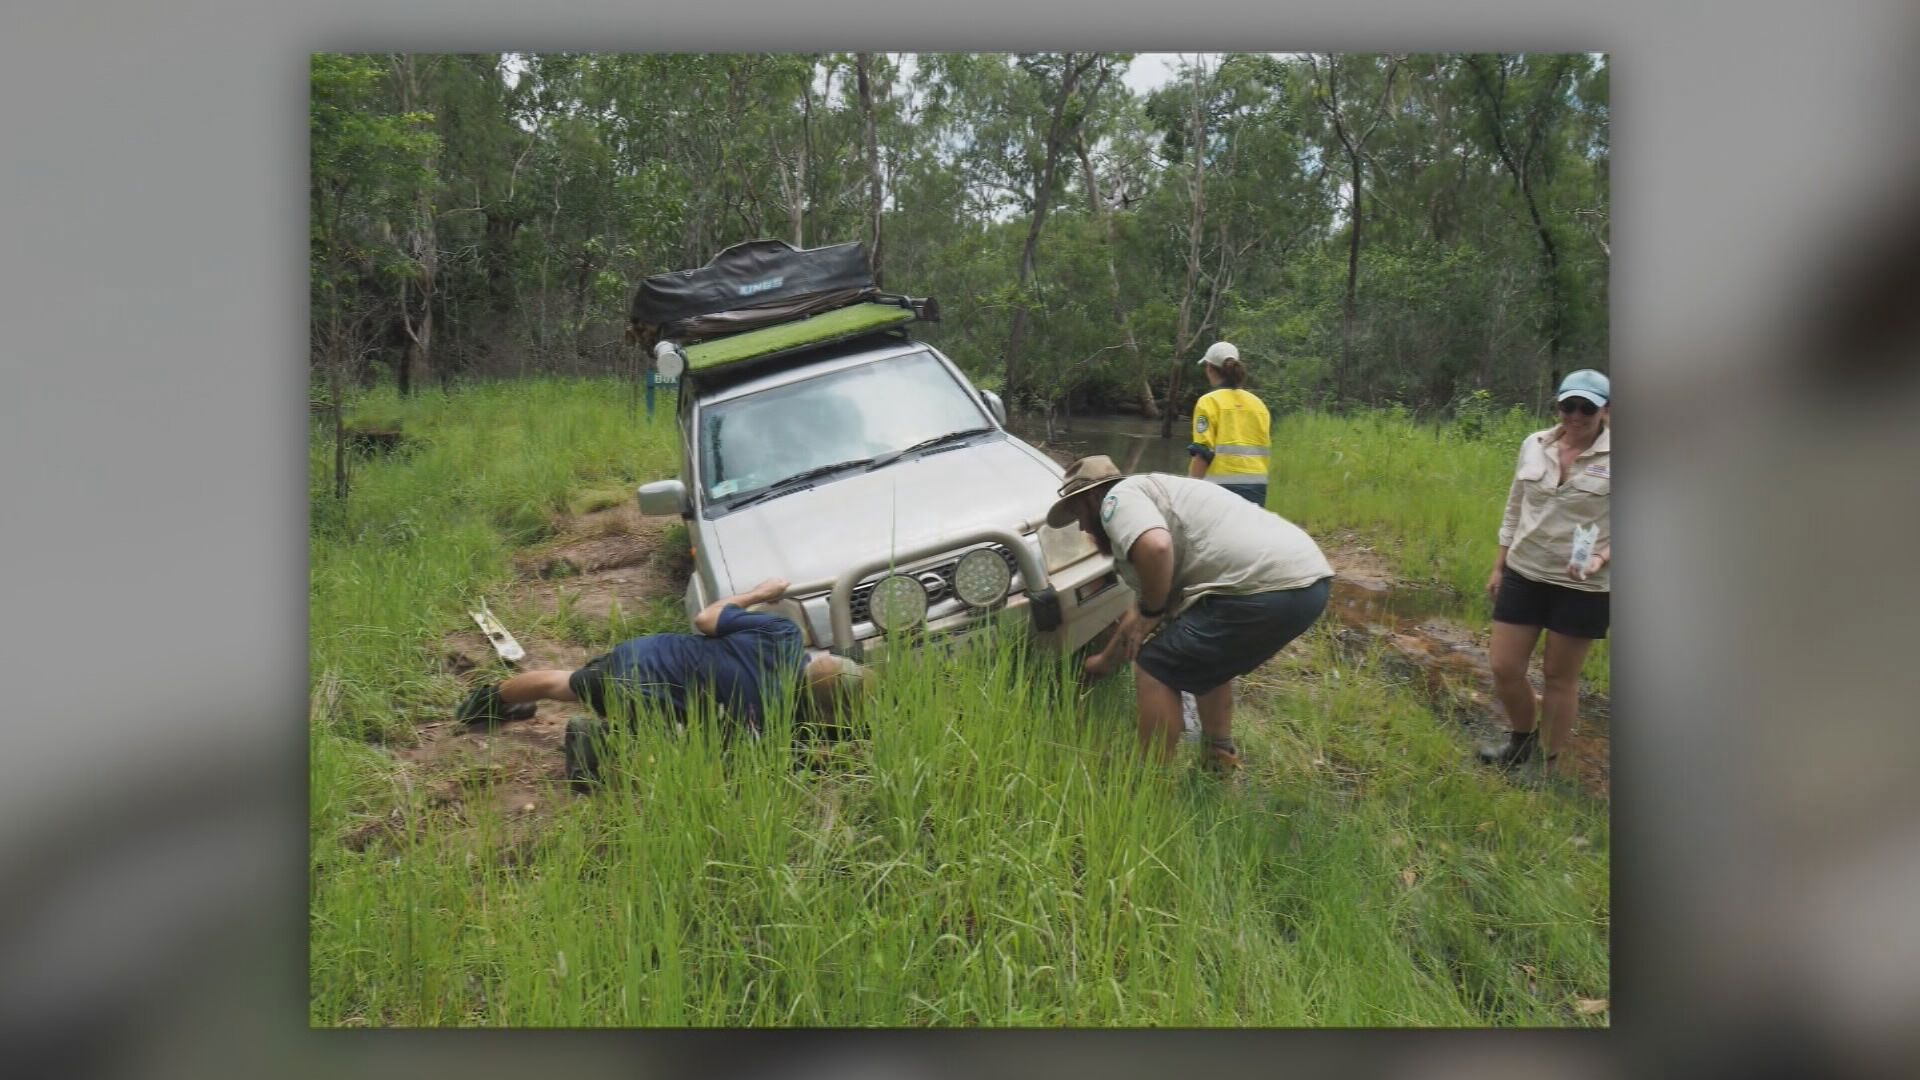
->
[1123,53,1204,97]
[505,52,1226,101]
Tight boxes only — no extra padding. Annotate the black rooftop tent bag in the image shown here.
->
[631,239,876,338]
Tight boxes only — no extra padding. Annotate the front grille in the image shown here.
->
[848,544,1021,625]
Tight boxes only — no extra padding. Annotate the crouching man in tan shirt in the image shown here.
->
[1050,456,1333,773]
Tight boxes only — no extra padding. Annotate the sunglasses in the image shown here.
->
[1557,397,1601,416]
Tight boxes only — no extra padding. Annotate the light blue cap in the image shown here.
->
[1556,368,1610,406]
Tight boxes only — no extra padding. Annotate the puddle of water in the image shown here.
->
[1329,581,1492,715]
[1324,576,1609,800]
[1328,576,1468,631]
[1007,413,1194,476]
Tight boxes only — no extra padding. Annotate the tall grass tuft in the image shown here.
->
[1269,408,1609,692]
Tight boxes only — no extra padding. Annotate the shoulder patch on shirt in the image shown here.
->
[1194,415,1209,434]
[1101,493,1118,523]
[1585,464,1610,478]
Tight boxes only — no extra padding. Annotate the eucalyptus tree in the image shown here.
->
[1299,52,1405,404]
[1461,52,1587,390]
[917,52,1128,413]
[310,53,437,495]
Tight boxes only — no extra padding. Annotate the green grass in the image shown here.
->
[309,378,681,743]
[310,381,1608,1027]
[1269,408,1609,694]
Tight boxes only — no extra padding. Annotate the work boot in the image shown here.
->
[563,714,607,789]
[1201,736,1242,776]
[1478,728,1544,769]
[456,683,536,727]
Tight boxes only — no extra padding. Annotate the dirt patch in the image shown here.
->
[349,500,695,856]
[513,502,678,579]
[1312,538,1610,800]
[506,502,691,625]
[1232,534,1609,799]
[1322,529,1401,592]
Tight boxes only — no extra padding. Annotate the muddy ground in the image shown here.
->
[1312,530,1611,800]
[346,502,687,855]
[344,500,1609,857]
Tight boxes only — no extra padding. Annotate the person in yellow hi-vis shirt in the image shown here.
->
[1186,341,1271,507]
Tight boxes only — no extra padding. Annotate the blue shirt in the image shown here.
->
[596,605,805,730]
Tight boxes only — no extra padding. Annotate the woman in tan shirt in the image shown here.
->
[1480,369,1612,769]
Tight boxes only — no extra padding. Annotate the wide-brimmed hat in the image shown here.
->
[1045,455,1127,528]
[1556,368,1610,407]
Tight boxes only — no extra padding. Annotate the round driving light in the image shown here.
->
[653,340,686,379]
[868,574,928,631]
[954,548,1013,607]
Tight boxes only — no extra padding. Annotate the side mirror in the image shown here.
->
[637,479,689,517]
[981,389,1007,427]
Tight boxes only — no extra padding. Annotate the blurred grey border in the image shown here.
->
[2,0,1916,1077]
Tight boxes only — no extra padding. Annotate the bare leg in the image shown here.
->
[499,669,579,706]
[1539,631,1596,762]
[1133,665,1185,762]
[1196,682,1234,740]
[1489,621,1543,733]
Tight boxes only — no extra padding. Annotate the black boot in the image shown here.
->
[1478,728,1540,768]
[560,711,606,787]
[456,683,537,727]
[564,714,607,789]
[1201,735,1242,776]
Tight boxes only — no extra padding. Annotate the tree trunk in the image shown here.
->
[331,335,347,501]
[397,54,436,395]
[1075,135,1155,419]
[1140,377,1161,419]
[1161,59,1210,439]
[789,142,805,248]
[1313,53,1404,408]
[1004,54,1096,417]
[856,53,885,286]
[793,66,812,248]
[1468,55,1569,369]
[1521,177,1564,362]
[1340,143,1362,404]
[483,211,517,316]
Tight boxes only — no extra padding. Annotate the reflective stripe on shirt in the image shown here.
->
[1193,389,1271,482]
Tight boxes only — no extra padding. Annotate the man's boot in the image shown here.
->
[564,714,607,788]
[456,683,537,727]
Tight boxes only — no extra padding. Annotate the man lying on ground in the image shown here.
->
[455,577,872,784]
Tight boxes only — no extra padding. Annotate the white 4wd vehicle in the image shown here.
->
[636,332,1131,663]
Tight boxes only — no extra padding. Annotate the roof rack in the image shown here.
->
[654,295,939,382]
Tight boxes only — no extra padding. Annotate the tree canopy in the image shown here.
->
[311,52,1608,417]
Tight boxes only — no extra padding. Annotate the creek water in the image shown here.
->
[1006,413,1194,476]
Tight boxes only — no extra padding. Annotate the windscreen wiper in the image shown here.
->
[719,456,879,511]
[868,428,995,470]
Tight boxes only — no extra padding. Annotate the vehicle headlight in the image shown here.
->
[953,548,1012,607]
[1037,523,1097,573]
[868,574,928,632]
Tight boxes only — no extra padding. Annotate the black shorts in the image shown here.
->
[1135,577,1331,695]
[1223,482,1268,508]
[567,652,671,720]
[1492,565,1609,639]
